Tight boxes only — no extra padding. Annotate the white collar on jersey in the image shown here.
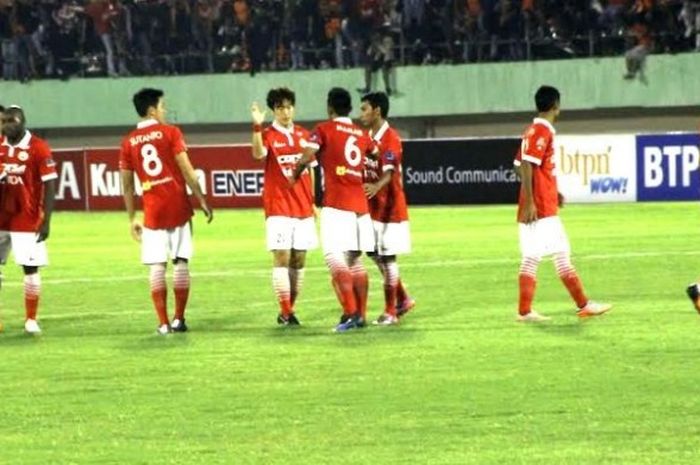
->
[137,118,159,129]
[333,117,353,124]
[533,117,556,135]
[2,130,32,149]
[272,120,295,145]
[370,120,390,141]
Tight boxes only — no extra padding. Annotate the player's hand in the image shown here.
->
[201,203,214,224]
[363,182,381,199]
[130,219,143,242]
[251,102,266,125]
[36,221,50,243]
[519,202,538,224]
[557,192,565,208]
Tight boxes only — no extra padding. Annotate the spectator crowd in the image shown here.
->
[0,0,698,81]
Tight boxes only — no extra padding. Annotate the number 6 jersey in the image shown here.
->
[119,119,193,229]
[306,117,375,214]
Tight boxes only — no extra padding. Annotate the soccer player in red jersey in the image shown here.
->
[250,87,318,326]
[120,88,213,335]
[0,106,57,335]
[293,87,377,332]
[514,86,611,322]
[359,92,414,326]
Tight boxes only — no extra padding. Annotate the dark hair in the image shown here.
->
[361,92,389,118]
[266,87,295,110]
[327,87,352,117]
[133,88,164,117]
[535,86,560,113]
[5,105,25,122]
[0,105,5,113]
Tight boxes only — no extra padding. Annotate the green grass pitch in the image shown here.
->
[1,203,699,464]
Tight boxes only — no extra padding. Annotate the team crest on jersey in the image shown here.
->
[17,151,29,161]
[536,137,546,150]
[385,151,396,162]
[46,158,56,167]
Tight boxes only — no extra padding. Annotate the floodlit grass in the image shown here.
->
[1,203,699,464]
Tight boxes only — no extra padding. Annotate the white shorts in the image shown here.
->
[518,216,571,258]
[373,221,411,256]
[266,216,318,251]
[0,231,49,267]
[141,223,193,264]
[320,207,375,254]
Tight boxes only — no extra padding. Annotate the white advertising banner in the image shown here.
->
[555,134,637,203]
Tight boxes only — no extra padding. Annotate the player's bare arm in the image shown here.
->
[37,178,56,243]
[120,169,143,241]
[364,169,393,199]
[250,102,267,160]
[291,147,317,184]
[518,161,538,224]
[175,151,214,223]
[309,165,320,218]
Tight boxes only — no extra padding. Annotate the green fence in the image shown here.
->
[1,53,695,128]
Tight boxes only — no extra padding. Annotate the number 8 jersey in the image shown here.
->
[119,119,194,229]
[306,117,375,214]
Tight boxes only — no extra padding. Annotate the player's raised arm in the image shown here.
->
[250,102,267,160]
[174,151,213,223]
[120,168,142,241]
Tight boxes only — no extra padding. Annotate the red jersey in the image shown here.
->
[514,118,558,220]
[261,122,314,218]
[365,122,409,223]
[0,132,58,232]
[119,119,193,229]
[307,117,374,214]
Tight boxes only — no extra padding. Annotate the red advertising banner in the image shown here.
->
[53,145,264,211]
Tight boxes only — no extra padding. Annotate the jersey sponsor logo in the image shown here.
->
[17,151,29,162]
[4,163,27,175]
[273,142,287,149]
[211,169,264,197]
[129,131,164,147]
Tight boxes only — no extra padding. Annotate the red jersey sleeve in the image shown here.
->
[306,124,325,152]
[35,140,58,182]
[381,135,401,172]
[520,125,550,166]
[119,137,132,170]
[169,126,187,156]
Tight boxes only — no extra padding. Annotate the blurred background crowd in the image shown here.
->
[1,0,698,81]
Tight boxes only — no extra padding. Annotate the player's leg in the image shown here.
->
[267,216,294,325]
[347,250,368,324]
[10,232,48,334]
[286,216,318,325]
[321,208,359,330]
[22,265,41,334]
[548,217,611,318]
[349,213,376,324]
[142,227,171,334]
[386,221,414,318]
[517,222,549,322]
[373,255,400,326]
[169,223,194,332]
[288,250,306,325]
[272,249,294,324]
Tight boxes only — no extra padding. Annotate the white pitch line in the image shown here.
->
[0,249,696,288]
